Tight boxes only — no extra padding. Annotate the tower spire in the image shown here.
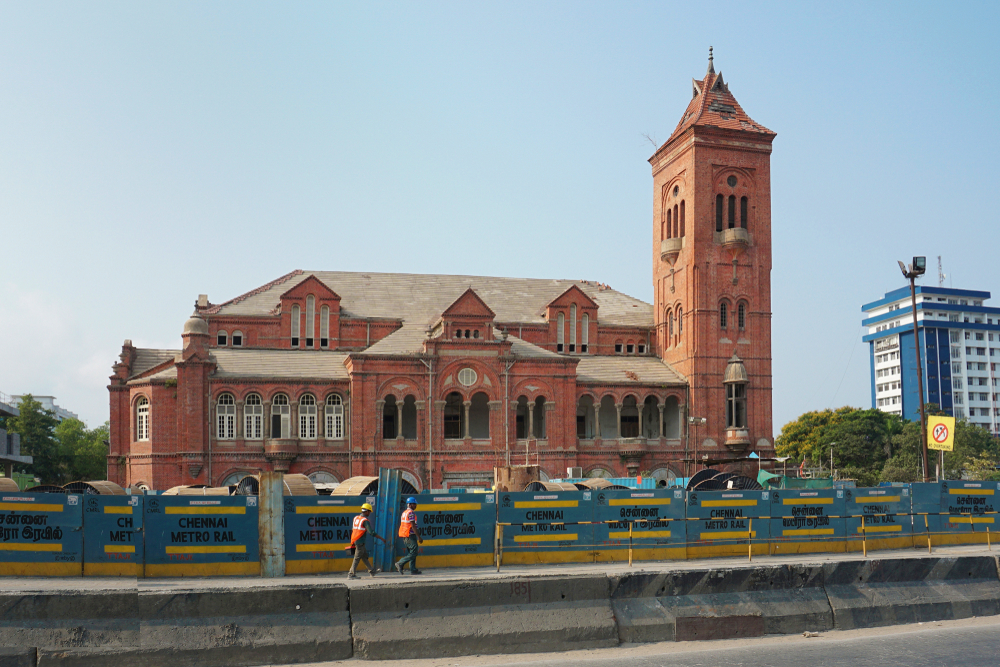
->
[707,46,715,74]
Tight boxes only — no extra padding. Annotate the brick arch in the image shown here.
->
[584,464,618,478]
[438,360,500,400]
[712,166,757,191]
[129,391,151,408]
[211,387,238,401]
[576,391,600,403]
[234,387,267,402]
[376,377,425,401]
[301,467,342,484]
[262,388,293,403]
[620,392,641,404]
[510,378,555,403]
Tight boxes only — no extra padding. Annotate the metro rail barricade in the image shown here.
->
[284,496,371,574]
[82,494,143,576]
[940,480,1000,546]
[593,488,685,562]
[0,491,83,576]
[845,486,912,553]
[686,488,771,558]
[770,488,846,555]
[143,494,259,577]
[412,492,495,569]
[497,490,593,564]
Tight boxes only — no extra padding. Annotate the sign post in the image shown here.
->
[927,415,955,482]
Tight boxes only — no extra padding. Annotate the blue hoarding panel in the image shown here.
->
[687,489,771,558]
[83,495,143,576]
[593,488,685,561]
[0,492,83,576]
[284,495,374,574]
[498,490,593,564]
[940,480,1000,543]
[844,486,911,551]
[770,488,846,554]
[409,492,495,568]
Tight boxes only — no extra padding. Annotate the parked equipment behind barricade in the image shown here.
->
[687,488,770,558]
[284,495,372,574]
[498,489,593,564]
[593,488,685,562]
[64,480,126,496]
[143,494,259,577]
[0,478,20,493]
[0,491,83,576]
[411,491,495,568]
[845,486,912,552]
[770,488,846,554]
[941,480,1000,545]
[82,493,142,576]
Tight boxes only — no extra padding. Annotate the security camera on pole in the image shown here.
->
[897,256,929,483]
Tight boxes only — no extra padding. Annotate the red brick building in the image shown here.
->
[108,53,776,491]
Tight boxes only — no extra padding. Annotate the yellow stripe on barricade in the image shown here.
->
[781,498,833,505]
[0,503,63,512]
[165,507,246,515]
[296,543,347,552]
[295,506,358,514]
[948,516,995,524]
[104,545,136,553]
[0,543,62,552]
[513,500,578,508]
[609,530,671,539]
[513,534,578,542]
[855,496,900,503]
[949,489,994,495]
[857,525,903,533]
[418,503,481,511]
[700,531,756,539]
[103,506,133,514]
[782,528,835,536]
[165,545,247,554]
[608,499,670,506]
[701,499,758,507]
[422,538,481,546]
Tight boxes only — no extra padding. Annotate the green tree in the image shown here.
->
[774,407,853,464]
[5,395,62,483]
[55,419,109,482]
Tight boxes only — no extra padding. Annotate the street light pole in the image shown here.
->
[898,257,930,483]
[687,416,706,480]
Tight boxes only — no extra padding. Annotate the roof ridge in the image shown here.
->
[203,269,304,314]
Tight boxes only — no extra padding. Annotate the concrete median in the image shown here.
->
[610,564,832,643]
[350,575,618,659]
[824,556,1000,629]
[0,589,137,654]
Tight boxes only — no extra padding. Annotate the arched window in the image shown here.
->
[216,393,236,440]
[673,204,679,238]
[245,394,263,440]
[465,329,470,338]
[716,194,724,232]
[667,309,674,340]
[271,394,290,438]
[720,301,729,329]
[728,195,736,228]
[627,340,635,354]
[569,305,577,352]
[665,209,672,239]
[325,394,344,439]
[677,306,683,338]
[290,305,300,347]
[679,201,685,237]
[473,330,479,339]
[231,330,243,347]
[299,394,317,439]
[557,312,565,352]
[614,339,623,354]
[727,383,747,428]
[217,330,228,346]
[740,196,748,229]
[738,301,747,331]
[305,296,315,347]
[454,328,461,339]
[581,314,589,353]
[320,306,330,348]
[136,397,150,441]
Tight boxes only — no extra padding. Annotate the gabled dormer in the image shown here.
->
[439,288,496,342]
[545,285,598,354]
[279,275,342,349]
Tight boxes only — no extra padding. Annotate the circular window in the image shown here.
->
[458,368,478,387]
[673,185,679,197]
[727,175,738,187]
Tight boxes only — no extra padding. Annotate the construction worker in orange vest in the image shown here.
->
[394,497,423,574]
[347,502,385,579]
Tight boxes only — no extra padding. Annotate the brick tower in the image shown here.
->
[650,48,776,465]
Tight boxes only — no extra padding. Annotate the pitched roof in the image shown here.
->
[209,272,654,328]
[358,326,564,359]
[211,349,350,381]
[659,62,774,150]
[130,349,180,379]
[575,356,685,386]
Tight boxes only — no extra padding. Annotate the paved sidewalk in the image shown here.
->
[0,542,996,594]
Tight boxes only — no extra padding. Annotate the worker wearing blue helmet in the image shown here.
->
[394,496,423,574]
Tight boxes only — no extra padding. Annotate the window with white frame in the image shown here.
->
[136,396,150,441]
[217,393,236,439]
[232,330,243,347]
[581,314,589,353]
[557,312,565,352]
[569,305,577,352]
[217,330,228,346]
[320,306,330,348]
[325,394,344,439]
[244,394,263,440]
[291,305,300,347]
[305,296,315,347]
[299,394,317,439]
[271,394,290,438]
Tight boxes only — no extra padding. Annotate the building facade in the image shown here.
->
[108,54,777,491]
[12,396,80,423]
[863,286,1000,434]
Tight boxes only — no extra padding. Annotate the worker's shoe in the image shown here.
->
[369,568,380,577]
[394,562,404,575]
[347,572,357,579]
[410,569,423,575]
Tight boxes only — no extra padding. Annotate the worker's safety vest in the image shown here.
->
[398,508,416,538]
[350,515,368,546]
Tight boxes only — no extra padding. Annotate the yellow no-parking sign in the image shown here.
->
[927,415,955,451]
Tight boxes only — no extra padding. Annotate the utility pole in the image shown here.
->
[898,256,929,482]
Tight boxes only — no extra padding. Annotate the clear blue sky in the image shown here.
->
[2,2,998,435]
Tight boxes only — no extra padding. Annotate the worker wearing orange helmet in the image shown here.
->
[347,502,385,579]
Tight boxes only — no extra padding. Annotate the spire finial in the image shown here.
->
[707,46,715,74]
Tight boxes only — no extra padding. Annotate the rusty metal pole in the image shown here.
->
[259,471,285,577]
[908,277,929,483]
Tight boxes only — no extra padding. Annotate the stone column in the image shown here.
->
[236,400,245,439]
[396,403,403,441]
[594,402,601,440]
[463,400,471,439]
[528,403,535,440]
[615,403,623,439]
[658,404,665,439]
[637,404,645,439]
